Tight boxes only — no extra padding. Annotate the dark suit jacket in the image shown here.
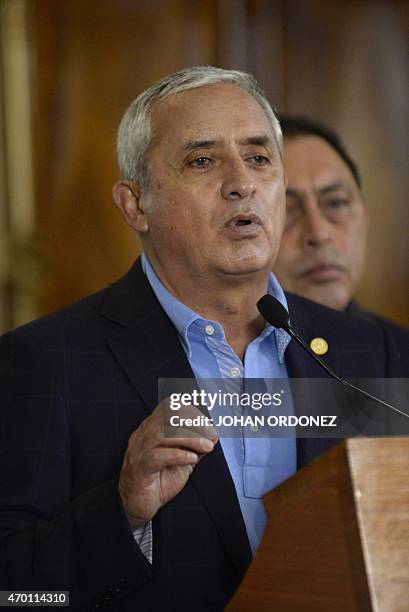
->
[346,301,409,378]
[0,260,402,611]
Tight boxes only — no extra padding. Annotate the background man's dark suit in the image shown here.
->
[0,260,403,611]
[346,301,409,378]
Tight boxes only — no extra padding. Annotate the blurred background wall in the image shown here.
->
[0,0,408,333]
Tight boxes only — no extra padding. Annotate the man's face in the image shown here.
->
[274,135,368,310]
[136,83,286,288]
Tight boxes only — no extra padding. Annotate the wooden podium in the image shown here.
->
[226,437,409,612]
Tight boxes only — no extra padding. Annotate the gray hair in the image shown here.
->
[116,65,282,189]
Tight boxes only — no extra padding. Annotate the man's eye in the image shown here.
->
[190,157,211,168]
[250,155,270,165]
[327,198,349,209]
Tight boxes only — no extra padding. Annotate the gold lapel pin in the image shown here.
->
[310,337,329,356]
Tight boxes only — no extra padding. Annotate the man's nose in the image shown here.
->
[302,207,332,249]
[221,160,256,200]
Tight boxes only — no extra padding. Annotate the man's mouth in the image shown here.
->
[235,219,252,226]
[300,262,345,282]
[223,214,263,238]
[226,213,262,227]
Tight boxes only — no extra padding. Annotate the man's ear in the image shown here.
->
[112,180,149,233]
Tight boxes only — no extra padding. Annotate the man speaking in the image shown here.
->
[0,67,403,611]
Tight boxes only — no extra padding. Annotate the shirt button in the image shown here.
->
[205,324,215,336]
[230,367,241,377]
[250,424,259,433]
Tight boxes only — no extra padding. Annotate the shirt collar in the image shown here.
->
[141,253,290,362]
[141,253,199,356]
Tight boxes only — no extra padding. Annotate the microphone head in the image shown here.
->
[257,294,290,330]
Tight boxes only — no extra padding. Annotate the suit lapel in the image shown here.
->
[101,260,198,410]
[285,294,343,468]
[100,260,252,577]
[284,293,332,380]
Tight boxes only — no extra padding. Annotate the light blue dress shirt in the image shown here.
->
[141,253,296,555]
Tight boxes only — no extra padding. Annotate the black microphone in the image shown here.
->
[257,294,409,420]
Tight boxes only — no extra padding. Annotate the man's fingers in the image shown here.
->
[126,423,216,469]
[158,436,215,453]
[163,422,218,443]
[139,447,199,474]
[119,402,219,524]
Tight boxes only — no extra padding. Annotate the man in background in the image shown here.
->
[274,115,409,374]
